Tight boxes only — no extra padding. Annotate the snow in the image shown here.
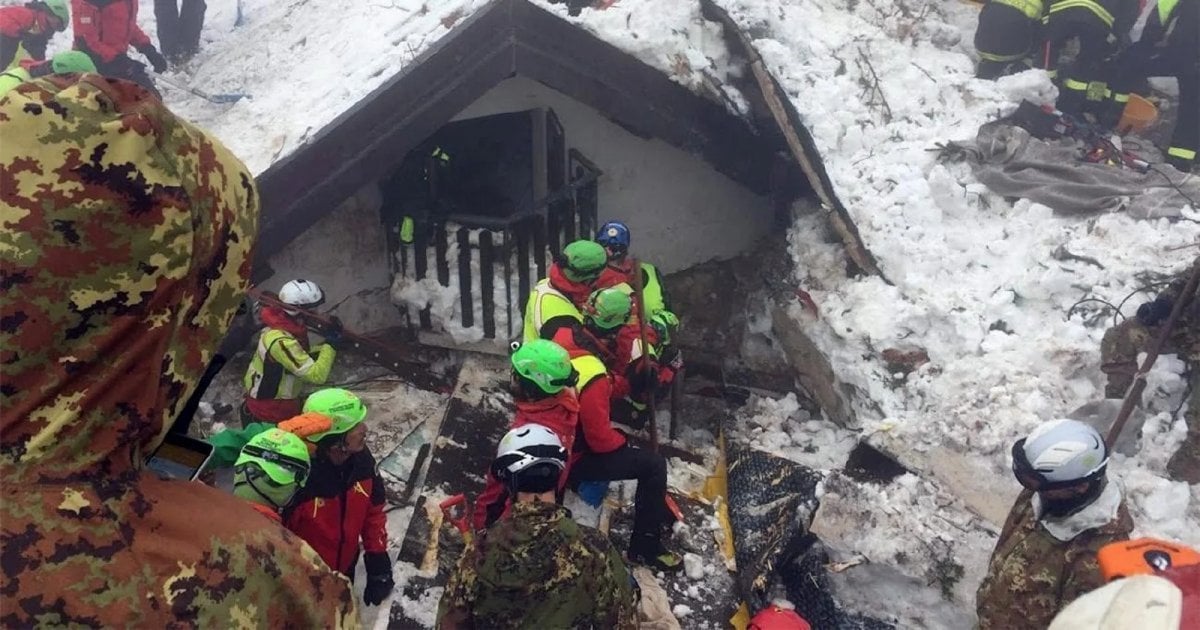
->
[731,392,858,471]
[128,0,1200,624]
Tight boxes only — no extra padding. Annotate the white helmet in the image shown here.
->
[1016,419,1108,485]
[491,424,567,492]
[278,279,325,308]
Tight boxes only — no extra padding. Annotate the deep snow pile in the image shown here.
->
[158,0,495,174]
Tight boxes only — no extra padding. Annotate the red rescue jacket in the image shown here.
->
[71,0,151,63]
[284,450,388,576]
[472,392,581,531]
[0,6,53,38]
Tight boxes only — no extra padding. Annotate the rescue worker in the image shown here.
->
[580,288,672,426]
[233,428,314,522]
[473,339,583,530]
[522,239,608,352]
[594,221,682,381]
[976,419,1134,629]
[0,50,95,95]
[439,425,639,629]
[594,220,675,324]
[974,0,1045,79]
[285,388,395,607]
[242,279,338,424]
[71,0,167,95]
[0,0,67,69]
[0,73,356,626]
[154,0,206,63]
[1100,258,1200,483]
[1104,0,1198,171]
[1040,0,1142,118]
[472,339,682,571]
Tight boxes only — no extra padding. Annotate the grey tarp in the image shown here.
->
[966,122,1200,218]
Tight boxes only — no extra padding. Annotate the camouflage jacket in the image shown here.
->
[437,500,638,629]
[976,486,1133,630]
[0,75,357,627]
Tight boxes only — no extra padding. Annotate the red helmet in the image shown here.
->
[748,603,811,630]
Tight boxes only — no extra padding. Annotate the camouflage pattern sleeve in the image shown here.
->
[437,537,480,627]
[0,74,358,627]
[593,535,639,629]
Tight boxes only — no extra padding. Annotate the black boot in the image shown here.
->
[628,533,683,573]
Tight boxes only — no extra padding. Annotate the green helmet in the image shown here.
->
[584,288,632,331]
[559,240,608,283]
[235,428,311,486]
[650,310,679,344]
[50,51,96,74]
[511,339,577,394]
[301,388,367,442]
[42,0,69,25]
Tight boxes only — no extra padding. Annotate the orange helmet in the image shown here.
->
[1098,538,1200,581]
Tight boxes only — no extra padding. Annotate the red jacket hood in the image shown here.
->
[548,264,593,308]
[514,393,581,453]
[259,305,309,341]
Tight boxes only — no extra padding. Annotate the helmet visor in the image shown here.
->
[1011,439,1100,492]
[241,444,310,486]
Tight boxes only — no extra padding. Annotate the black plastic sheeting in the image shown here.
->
[726,445,894,630]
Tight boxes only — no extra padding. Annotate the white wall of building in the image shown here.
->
[263,183,404,334]
[452,76,773,273]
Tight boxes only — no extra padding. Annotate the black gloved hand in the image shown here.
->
[362,552,394,606]
[630,364,659,394]
[323,316,344,344]
[1136,295,1173,327]
[138,44,168,73]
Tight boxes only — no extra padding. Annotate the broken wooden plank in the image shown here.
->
[700,0,889,282]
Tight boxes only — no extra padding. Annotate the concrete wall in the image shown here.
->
[263,183,404,333]
[451,76,773,273]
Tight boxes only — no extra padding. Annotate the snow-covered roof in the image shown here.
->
[167,0,794,263]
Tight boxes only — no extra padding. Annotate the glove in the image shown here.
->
[323,317,344,344]
[138,44,168,73]
[629,364,659,393]
[362,552,394,606]
[1136,295,1173,327]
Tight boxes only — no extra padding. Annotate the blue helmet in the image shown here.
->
[595,221,631,257]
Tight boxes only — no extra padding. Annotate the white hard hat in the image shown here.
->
[278,279,324,307]
[492,424,566,478]
[1019,418,1108,483]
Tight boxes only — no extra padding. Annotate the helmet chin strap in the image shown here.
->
[247,474,294,511]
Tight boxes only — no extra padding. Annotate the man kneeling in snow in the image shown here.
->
[976,419,1133,629]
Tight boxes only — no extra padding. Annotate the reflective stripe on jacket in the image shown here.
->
[523,278,583,342]
[243,328,335,401]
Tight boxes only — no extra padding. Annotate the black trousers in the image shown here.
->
[1041,8,1119,116]
[567,445,669,540]
[155,0,206,62]
[975,3,1039,79]
[1107,41,1199,169]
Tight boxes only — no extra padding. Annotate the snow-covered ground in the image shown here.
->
[86,0,1200,625]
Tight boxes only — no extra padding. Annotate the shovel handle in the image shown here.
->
[439,494,471,536]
